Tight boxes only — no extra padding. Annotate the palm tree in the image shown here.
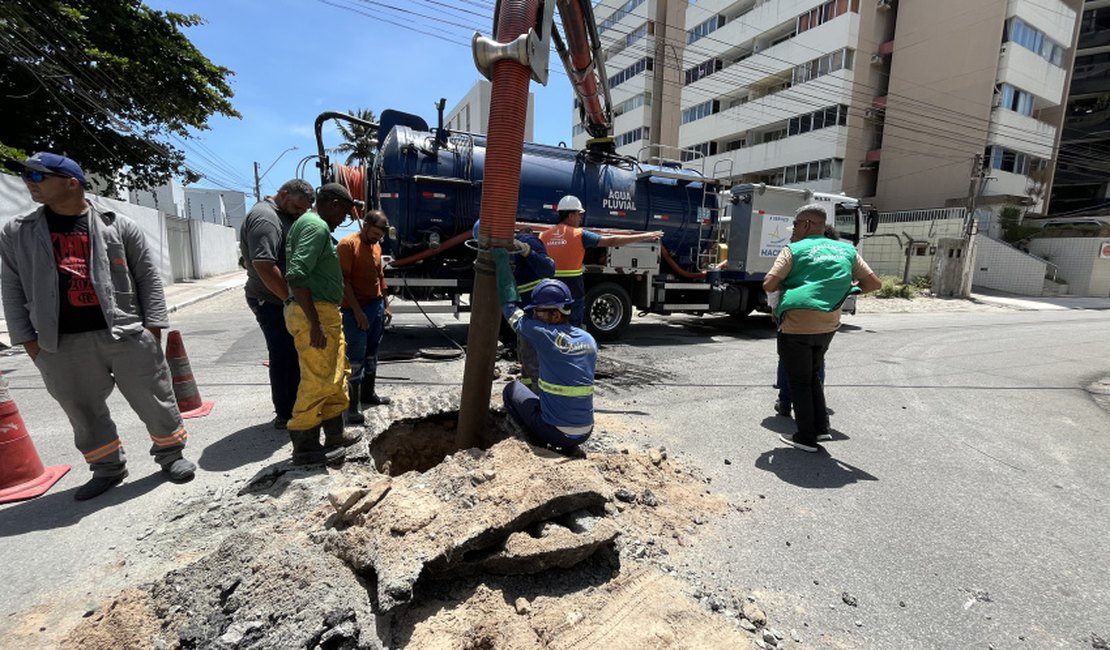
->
[332,108,379,166]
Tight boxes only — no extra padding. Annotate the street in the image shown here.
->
[1,291,1108,648]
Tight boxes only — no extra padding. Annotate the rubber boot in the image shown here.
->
[323,413,363,447]
[289,426,346,466]
[345,383,365,425]
[360,370,391,407]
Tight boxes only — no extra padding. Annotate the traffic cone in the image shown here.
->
[0,370,70,504]
[166,330,214,418]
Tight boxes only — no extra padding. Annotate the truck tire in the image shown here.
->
[585,282,632,342]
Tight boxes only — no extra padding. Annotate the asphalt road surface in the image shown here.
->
[0,292,1107,649]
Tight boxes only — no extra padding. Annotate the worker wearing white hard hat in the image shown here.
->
[539,194,663,327]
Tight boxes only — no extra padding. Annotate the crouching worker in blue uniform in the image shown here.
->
[493,248,598,452]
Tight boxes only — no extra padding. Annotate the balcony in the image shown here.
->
[997,43,1067,105]
[987,108,1057,159]
[679,76,854,144]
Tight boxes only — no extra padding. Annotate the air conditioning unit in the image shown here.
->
[877,0,893,9]
[870,53,884,65]
[864,108,879,119]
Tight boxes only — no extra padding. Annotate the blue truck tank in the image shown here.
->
[371,122,717,277]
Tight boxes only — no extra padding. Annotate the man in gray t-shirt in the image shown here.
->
[240,179,315,429]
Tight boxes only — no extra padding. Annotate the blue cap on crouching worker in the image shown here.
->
[15,152,89,188]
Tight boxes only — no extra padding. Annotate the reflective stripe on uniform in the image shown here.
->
[150,428,188,448]
[538,378,594,397]
[517,279,542,293]
[554,269,584,277]
[83,439,122,462]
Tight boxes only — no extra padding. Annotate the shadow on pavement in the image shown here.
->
[753,447,878,489]
[0,472,163,537]
[198,422,288,472]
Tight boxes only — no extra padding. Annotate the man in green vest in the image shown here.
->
[763,204,881,453]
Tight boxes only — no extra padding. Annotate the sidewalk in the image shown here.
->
[0,270,246,349]
[164,270,247,314]
[970,289,1110,311]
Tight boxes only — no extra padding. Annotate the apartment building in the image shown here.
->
[877,0,1081,212]
[446,80,535,140]
[1050,0,1110,215]
[580,0,1082,213]
[571,0,686,157]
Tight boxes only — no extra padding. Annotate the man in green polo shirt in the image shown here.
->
[763,204,881,453]
[284,183,362,465]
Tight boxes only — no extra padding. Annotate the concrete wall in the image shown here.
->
[1028,236,1110,296]
[190,219,240,278]
[0,174,238,283]
[972,233,1048,295]
[859,212,966,278]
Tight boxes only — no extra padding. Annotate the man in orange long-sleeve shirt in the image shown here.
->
[337,210,392,424]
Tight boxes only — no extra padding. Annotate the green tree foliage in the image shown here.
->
[333,109,378,166]
[998,205,1040,243]
[0,1,238,192]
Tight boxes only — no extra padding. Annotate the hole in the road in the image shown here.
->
[368,410,499,476]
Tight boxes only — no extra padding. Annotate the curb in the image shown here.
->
[167,281,244,314]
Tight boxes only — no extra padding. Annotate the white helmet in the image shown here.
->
[557,195,584,212]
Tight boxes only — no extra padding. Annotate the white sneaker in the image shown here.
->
[779,433,820,453]
[817,432,833,442]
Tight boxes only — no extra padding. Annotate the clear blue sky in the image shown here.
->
[144,0,574,199]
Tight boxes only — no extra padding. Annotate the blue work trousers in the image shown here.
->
[247,297,300,421]
[502,380,591,449]
[341,298,386,386]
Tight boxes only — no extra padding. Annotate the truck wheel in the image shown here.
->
[585,283,632,342]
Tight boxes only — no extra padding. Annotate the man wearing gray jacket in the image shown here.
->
[1,152,196,501]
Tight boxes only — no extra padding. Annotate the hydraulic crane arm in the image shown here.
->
[474,0,613,141]
[551,0,612,140]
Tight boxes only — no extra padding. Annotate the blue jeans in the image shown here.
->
[503,380,590,449]
[247,297,300,421]
[342,298,385,386]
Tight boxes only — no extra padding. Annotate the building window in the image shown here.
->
[682,100,719,124]
[778,158,844,184]
[598,0,646,35]
[687,15,724,44]
[684,58,722,85]
[1005,17,1065,67]
[610,57,653,89]
[725,137,747,152]
[626,22,648,48]
[681,141,718,162]
[792,48,854,86]
[787,104,848,136]
[996,83,1035,117]
[613,92,651,118]
[984,145,1044,176]
[615,126,651,147]
[797,0,858,35]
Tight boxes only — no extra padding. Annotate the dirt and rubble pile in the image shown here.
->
[328,439,615,611]
[61,531,383,650]
[60,403,765,649]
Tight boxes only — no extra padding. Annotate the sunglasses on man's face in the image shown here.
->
[21,170,63,183]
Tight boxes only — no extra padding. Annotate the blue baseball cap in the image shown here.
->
[16,152,89,188]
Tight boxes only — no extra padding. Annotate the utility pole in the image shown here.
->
[253,161,261,203]
[960,153,988,297]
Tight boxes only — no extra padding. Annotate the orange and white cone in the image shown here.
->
[166,330,214,419]
[0,370,70,504]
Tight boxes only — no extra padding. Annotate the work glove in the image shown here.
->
[492,248,519,305]
[513,238,531,257]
